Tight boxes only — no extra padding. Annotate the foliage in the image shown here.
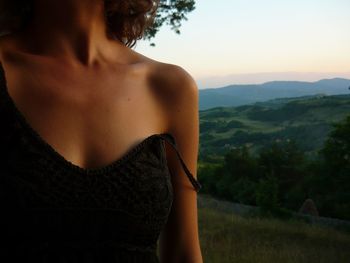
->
[321,115,350,173]
[255,174,280,212]
[314,115,350,219]
[144,0,196,46]
[199,115,350,220]
[214,146,259,204]
[200,120,244,133]
[257,140,306,208]
[223,145,259,181]
[199,94,350,159]
[197,164,220,194]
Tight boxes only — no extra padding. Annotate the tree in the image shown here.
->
[215,146,259,204]
[255,174,280,212]
[224,145,259,181]
[144,0,196,46]
[321,115,350,174]
[257,140,307,209]
[318,115,350,219]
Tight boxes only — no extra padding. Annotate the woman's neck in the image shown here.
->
[13,0,123,67]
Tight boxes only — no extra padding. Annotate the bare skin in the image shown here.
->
[0,0,203,262]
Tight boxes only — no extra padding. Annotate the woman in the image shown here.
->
[0,0,202,262]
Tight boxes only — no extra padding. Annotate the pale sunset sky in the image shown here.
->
[134,0,350,89]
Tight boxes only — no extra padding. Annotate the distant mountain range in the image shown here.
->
[199,78,350,110]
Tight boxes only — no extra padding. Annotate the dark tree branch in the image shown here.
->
[143,0,196,46]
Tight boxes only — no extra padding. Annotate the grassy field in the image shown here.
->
[198,207,350,263]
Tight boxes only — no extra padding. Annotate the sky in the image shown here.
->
[134,0,350,89]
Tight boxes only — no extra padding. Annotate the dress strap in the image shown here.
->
[158,133,202,193]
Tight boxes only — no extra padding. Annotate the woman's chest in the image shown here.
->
[1,60,167,170]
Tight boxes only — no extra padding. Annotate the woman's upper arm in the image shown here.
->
[154,63,203,263]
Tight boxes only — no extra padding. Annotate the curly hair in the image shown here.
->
[0,0,159,48]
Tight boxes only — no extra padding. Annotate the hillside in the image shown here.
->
[199,78,350,110]
[181,194,350,263]
[199,94,350,161]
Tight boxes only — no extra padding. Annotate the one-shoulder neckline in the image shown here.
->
[0,62,173,175]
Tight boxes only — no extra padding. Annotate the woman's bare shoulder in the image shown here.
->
[142,57,197,100]
[129,48,196,90]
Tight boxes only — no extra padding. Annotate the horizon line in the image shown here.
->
[196,72,350,89]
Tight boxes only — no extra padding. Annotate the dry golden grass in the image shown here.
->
[198,207,350,263]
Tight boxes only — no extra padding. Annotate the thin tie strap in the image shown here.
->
[158,133,202,193]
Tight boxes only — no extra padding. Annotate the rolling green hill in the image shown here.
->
[199,94,350,162]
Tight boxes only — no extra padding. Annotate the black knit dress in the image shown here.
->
[0,63,201,262]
